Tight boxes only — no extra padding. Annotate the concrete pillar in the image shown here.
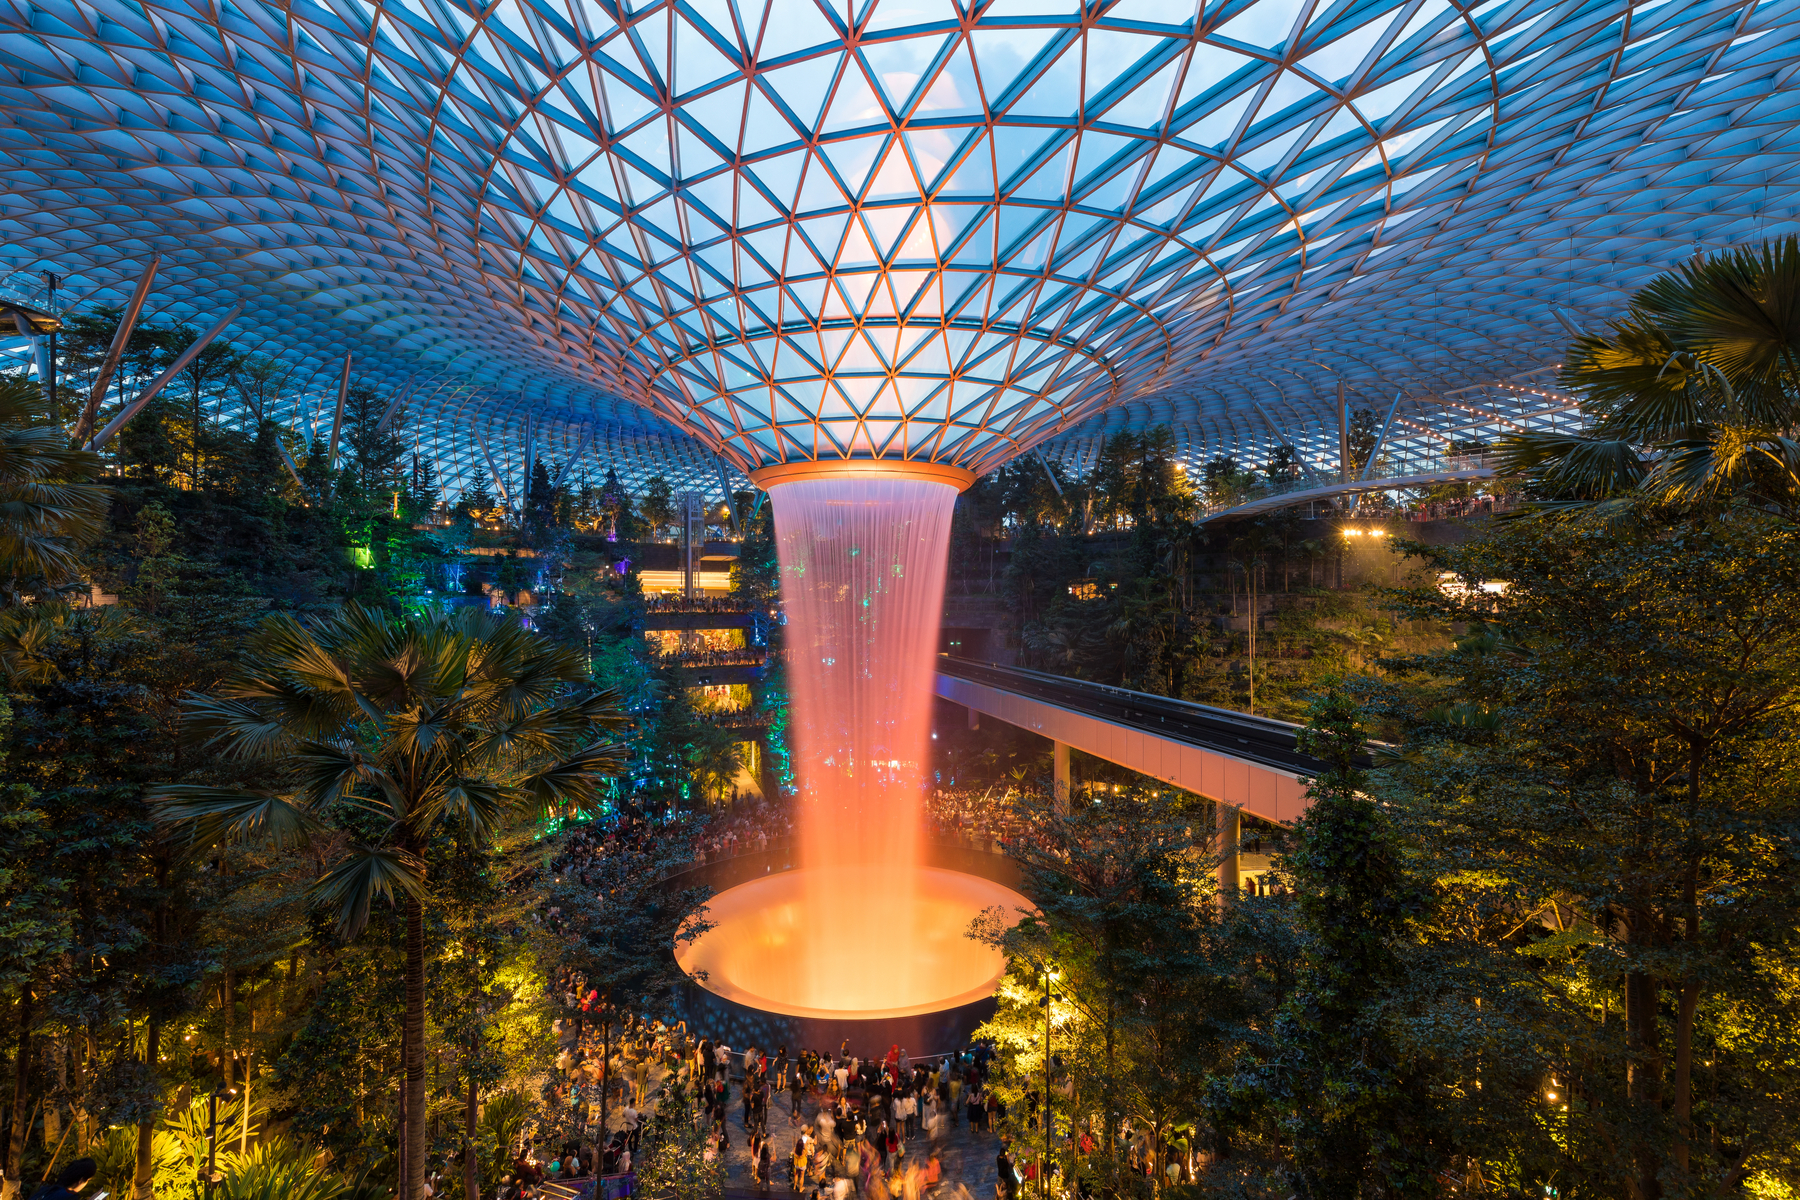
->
[1052,741,1070,816]
[966,704,979,730]
[1216,802,1240,902]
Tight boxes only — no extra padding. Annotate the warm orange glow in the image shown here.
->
[677,867,1031,1019]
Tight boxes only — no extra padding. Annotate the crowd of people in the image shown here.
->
[682,797,794,864]
[649,647,766,667]
[925,787,1027,850]
[530,997,1038,1200]
[642,596,763,614]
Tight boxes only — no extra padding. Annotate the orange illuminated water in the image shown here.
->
[675,867,1030,1018]
[731,475,971,1012]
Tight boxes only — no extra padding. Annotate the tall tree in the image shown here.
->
[149,605,630,1200]
[1375,505,1800,1197]
[976,784,1223,1196]
[1250,686,1442,1199]
[638,476,674,540]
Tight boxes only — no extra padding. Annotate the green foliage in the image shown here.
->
[212,1141,346,1200]
[1365,504,1800,1196]
[634,1106,722,1200]
[1502,236,1800,513]
[0,375,109,604]
[1252,686,1442,1198]
[477,1091,530,1180]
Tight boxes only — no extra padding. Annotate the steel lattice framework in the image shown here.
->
[5,0,1800,488]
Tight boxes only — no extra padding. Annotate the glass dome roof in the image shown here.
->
[4,0,1799,481]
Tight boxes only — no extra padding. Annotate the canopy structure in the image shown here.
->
[4,0,1799,490]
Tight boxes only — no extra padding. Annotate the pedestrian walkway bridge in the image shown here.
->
[1199,466,1496,523]
[933,659,1360,824]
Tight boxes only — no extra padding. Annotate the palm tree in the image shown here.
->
[150,604,629,1200]
[1499,237,1800,513]
[0,376,108,604]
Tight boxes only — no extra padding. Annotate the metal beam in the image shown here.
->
[1360,392,1404,482]
[1036,448,1065,497]
[552,426,595,492]
[716,457,740,534]
[374,379,416,432]
[1337,380,1350,483]
[475,430,512,505]
[1248,398,1329,484]
[88,302,244,450]
[75,254,159,445]
[326,354,351,469]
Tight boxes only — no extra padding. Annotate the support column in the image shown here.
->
[966,704,979,731]
[1215,801,1241,902]
[1052,741,1070,816]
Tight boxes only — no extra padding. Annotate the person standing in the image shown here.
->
[995,1141,1017,1200]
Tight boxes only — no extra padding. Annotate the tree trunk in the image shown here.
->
[403,895,428,1200]
[131,1013,160,1200]
[5,989,32,1196]
[464,1067,479,1200]
[1672,976,1698,1178]
[1625,964,1663,1200]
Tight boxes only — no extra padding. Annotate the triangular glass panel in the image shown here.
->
[782,276,828,318]
[839,330,886,371]
[759,55,839,130]
[736,179,782,227]
[795,154,851,213]
[893,213,938,261]
[754,0,843,63]
[838,216,881,266]
[916,43,983,117]
[862,33,952,114]
[822,134,885,195]
[937,132,995,196]
[838,270,882,314]
[950,212,997,265]
[674,14,740,95]
[599,66,657,132]
[905,127,975,191]
[820,62,888,134]
[741,84,803,155]
[967,27,1060,105]
[1098,57,1180,128]
[1211,0,1306,53]
[797,210,853,258]
[865,143,921,201]
[675,123,728,180]
[1006,41,1084,119]
[864,204,916,256]
[747,147,807,208]
[1009,142,1070,202]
